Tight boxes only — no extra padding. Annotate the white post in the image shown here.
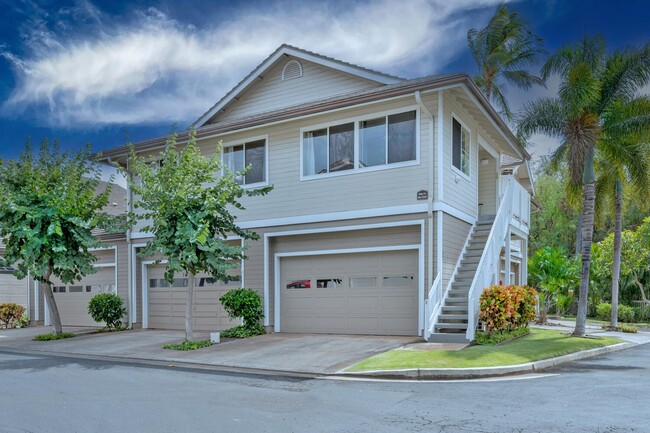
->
[504,228,511,286]
[522,238,528,286]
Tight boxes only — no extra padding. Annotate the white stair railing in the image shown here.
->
[465,176,514,341]
[424,272,442,340]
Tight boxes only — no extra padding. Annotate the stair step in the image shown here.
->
[447,290,468,297]
[442,305,467,313]
[427,333,470,343]
[435,322,468,330]
[438,314,468,321]
[445,298,468,305]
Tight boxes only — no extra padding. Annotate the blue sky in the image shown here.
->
[0,0,649,161]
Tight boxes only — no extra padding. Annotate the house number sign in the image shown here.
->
[417,190,428,200]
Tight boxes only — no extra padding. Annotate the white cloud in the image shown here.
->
[2,0,508,127]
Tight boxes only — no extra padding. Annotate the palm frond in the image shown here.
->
[598,42,650,114]
[517,98,566,140]
[501,70,546,90]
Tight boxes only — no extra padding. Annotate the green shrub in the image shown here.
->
[596,302,611,321]
[87,293,126,329]
[33,332,75,341]
[220,324,265,339]
[219,288,264,329]
[473,327,530,345]
[596,302,636,323]
[618,305,636,323]
[616,324,637,333]
[162,339,212,351]
[479,285,538,332]
[0,303,26,328]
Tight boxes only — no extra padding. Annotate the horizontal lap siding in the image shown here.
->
[478,151,498,215]
[215,58,381,123]
[443,93,478,218]
[198,97,431,224]
[442,214,472,287]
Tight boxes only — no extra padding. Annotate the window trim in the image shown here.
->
[221,134,270,188]
[299,106,420,181]
[450,113,472,181]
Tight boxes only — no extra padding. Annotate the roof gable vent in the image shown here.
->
[282,60,303,81]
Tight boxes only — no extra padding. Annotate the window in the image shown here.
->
[303,109,417,177]
[224,138,266,185]
[286,280,310,289]
[68,286,83,293]
[316,278,343,288]
[452,118,470,176]
[53,286,66,293]
[349,277,377,288]
[303,123,354,176]
[383,275,414,288]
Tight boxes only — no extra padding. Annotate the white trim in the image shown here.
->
[264,219,425,332]
[450,111,472,181]
[437,91,444,201]
[130,242,147,323]
[34,280,40,322]
[432,202,476,225]
[221,134,270,189]
[299,106,421,181]
[44,292,50,326]
[281,59,303,80]
[141,259,168,329]
[239,204,428,230]
[93,263,116,268]
[477,134,499,159]
[192,46,400,127]
[274,244,423,335]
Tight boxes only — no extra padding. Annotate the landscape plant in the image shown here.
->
[0,303,26,329]
[528,246,579,321]
[479,284,537,333]
[87,293,127,329]
[0,141,125,336]
[129,131,271,341]
[219,288,265,338]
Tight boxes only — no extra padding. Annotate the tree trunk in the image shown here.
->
[610,179,623,329]
[574,149,596,337]
[42,266,63,335]
[185,273,195,341]
[632,273,650,306]
[574,211,583,257]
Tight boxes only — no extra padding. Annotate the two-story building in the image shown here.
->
[7,45,534,342]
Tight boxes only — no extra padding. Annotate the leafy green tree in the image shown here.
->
[528,247,580,322]
[129,132,271,340]
[0,141,123,335]
[518,36,650,336]
[467,5,546,119]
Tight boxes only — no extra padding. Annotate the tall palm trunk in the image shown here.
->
[42,265,63,335]
[574,148,596,337]
[185,273,195,340]
[610,179,623,329]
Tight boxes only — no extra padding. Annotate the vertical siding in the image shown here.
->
[214,58,382,124]
[478,150,498,216]
[442,214,472,287]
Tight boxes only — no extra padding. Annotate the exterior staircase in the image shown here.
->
[429,218,494,342]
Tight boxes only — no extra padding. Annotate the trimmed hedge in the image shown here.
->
[479,285,538,333]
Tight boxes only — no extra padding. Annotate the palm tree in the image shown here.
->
[596,98,650,328]
[517,36,650,336]
[467,5,546,119]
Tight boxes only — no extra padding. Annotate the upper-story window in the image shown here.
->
[302,109,418,178]
[452,117,470,177]
[223,138,267,186]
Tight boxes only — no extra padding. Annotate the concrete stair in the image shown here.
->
[428,218,494,343]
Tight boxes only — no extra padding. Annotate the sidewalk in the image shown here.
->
[1,322,647,380]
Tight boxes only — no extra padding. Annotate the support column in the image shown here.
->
[522,236,528,285]
[504,228,511,285]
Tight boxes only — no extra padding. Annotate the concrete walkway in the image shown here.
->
[1,322,648,380]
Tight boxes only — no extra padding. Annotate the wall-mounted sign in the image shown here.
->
[417,190,428,200]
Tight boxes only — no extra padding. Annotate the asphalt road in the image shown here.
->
[1,344,648,433]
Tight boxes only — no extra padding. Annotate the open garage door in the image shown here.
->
[279,250,418,336]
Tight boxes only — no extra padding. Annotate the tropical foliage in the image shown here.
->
[479,284,537,332]
[128,131,271,340]
[528,247,580,321]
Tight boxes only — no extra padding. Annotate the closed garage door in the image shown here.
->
[147,265,240,331]
[51,267,116,327]
[0,270,28,309]
[280,250,418,336]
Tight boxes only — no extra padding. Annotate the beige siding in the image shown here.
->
[442,214,472,287]
[0,273,29,309]
[478,149,498,216]
[442,93,479,218]
[195,96,431,226]
[213,58,382,124]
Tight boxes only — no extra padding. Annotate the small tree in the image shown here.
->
[0,141,123,335]
[129,131,271,340]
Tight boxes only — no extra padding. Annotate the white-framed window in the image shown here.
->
[223,136,268,186]
[301,108,418,179]
[452,116,470,177]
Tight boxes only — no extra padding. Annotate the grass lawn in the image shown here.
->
[346,328,621,372]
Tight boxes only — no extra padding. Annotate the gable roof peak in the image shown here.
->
[191,44,404,128]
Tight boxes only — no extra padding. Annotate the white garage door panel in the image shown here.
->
[0,273,28,308]
[280,250,418,336]
[52,267,116,327]
[147,265,240,331]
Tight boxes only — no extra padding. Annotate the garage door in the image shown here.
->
[51,267,116,327]
[147,265,240,331]
[280,250,418,336]
[0,269,28,309]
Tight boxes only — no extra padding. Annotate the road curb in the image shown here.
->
[337,342,638,380]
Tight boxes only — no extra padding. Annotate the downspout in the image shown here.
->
[124,160,134,329]
[436,91,444,284]
[415,91,435,306]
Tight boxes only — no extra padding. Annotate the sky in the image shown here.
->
[0,0,649,162]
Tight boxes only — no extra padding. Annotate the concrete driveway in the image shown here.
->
[0,327,419,374]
